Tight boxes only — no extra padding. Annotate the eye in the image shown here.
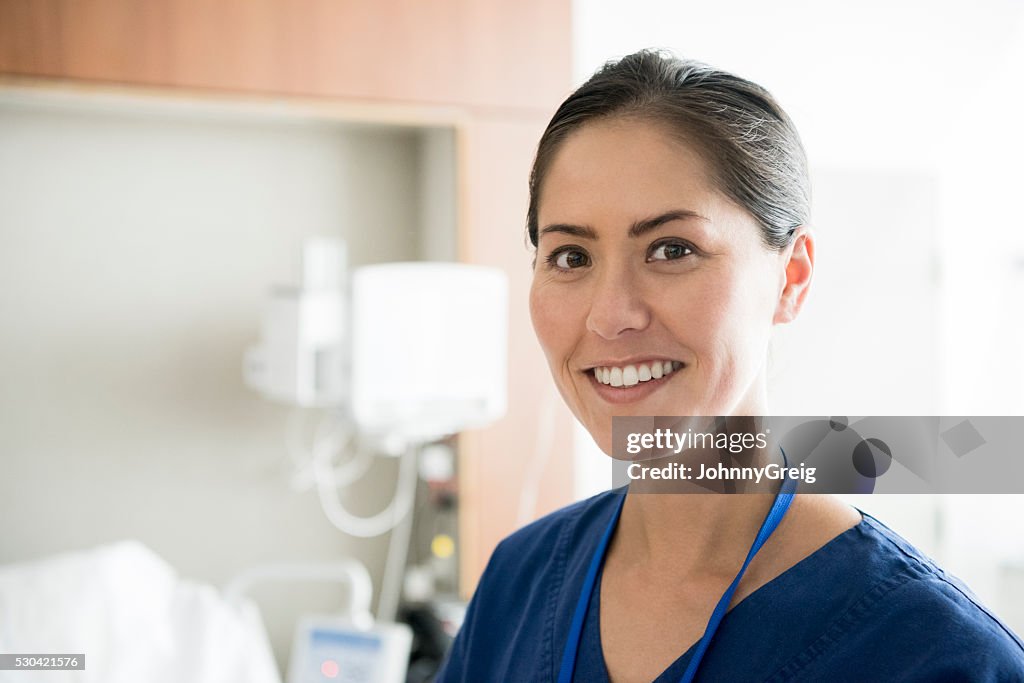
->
[647,240,694,262]
[547,247,591,270]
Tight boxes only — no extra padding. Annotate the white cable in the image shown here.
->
[287,410,420,619]
[286,408,373,492]
[312,429,418,538]
[375,443,419,623]
[517,387,558,526]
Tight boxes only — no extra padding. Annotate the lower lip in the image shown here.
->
[587,367,682,405]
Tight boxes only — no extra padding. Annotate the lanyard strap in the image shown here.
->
[556,489,625,683]
[558,460,797,683]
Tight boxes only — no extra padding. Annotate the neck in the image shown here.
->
[606,378,774,577]
[615,488,780,579]
[614,395,785,579]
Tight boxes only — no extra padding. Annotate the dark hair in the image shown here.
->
[527,50,810,251]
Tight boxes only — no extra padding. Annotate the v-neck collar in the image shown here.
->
[590,567,700,682]
[574,498,869,683]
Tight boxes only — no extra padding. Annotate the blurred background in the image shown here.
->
[1,1,1022,681]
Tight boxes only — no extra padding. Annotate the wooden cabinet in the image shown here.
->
[0,0,571,112]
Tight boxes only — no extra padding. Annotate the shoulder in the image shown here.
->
[784,510,1024,680]
[488,487,624,573]
[862,513,1024,652]
[471,487,623,609]
[434,488,625,682]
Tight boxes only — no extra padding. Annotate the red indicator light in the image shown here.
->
[320,659,340,678]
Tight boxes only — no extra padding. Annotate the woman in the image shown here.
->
[436,50,1024,682]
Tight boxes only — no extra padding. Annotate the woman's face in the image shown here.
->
[529,118,809,455]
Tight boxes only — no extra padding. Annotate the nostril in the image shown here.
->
[585,303,651,339]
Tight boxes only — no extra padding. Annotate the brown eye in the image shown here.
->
[549,248,590,270]
[648,241,693,262]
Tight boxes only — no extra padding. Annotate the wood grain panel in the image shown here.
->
[0,0,572,111]
[0,0,63,73]
[456,116,576,596]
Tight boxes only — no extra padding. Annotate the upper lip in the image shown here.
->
[581,356,683,370]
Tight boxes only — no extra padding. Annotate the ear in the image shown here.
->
[773,227,814,324]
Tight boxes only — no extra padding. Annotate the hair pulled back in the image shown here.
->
[527,50,810,251]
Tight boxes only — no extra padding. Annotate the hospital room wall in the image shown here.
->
[0,95,456,667]
[0,0,578,605]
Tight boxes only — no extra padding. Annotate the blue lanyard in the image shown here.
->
[557,459,797,683]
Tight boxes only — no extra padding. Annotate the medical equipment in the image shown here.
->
[245,238,509,437]
[243,237,509,650]
[350,262,507,440]
[287,617,412,683]
[225,561,411,683]
[400,599,467,683]
[245,239,348,407]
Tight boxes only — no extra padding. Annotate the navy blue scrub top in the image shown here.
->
[435,488,1024,682]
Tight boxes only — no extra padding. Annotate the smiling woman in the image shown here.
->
[436,50,1024,682]
[529,118,803,449]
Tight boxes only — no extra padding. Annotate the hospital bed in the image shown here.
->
[0,541,410,683]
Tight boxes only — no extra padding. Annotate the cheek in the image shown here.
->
[712,270,779,380]
[529,281,576,363]
[667,265,775,365]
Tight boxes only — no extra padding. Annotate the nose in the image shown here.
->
[585,264,651,340]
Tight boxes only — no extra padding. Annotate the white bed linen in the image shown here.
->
[0,540,281,683]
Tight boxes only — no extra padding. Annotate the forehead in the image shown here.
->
[538,118,725,230]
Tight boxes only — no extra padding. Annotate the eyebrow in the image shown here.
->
[537,209,710,241]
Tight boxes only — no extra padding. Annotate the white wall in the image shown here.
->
[572,0,1024,631]
[0,88,455,671]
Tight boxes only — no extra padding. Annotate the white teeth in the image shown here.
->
[592,360,682,386]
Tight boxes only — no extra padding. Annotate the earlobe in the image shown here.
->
[774,227,815,324]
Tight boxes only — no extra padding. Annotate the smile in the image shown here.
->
[591,360,683,387]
